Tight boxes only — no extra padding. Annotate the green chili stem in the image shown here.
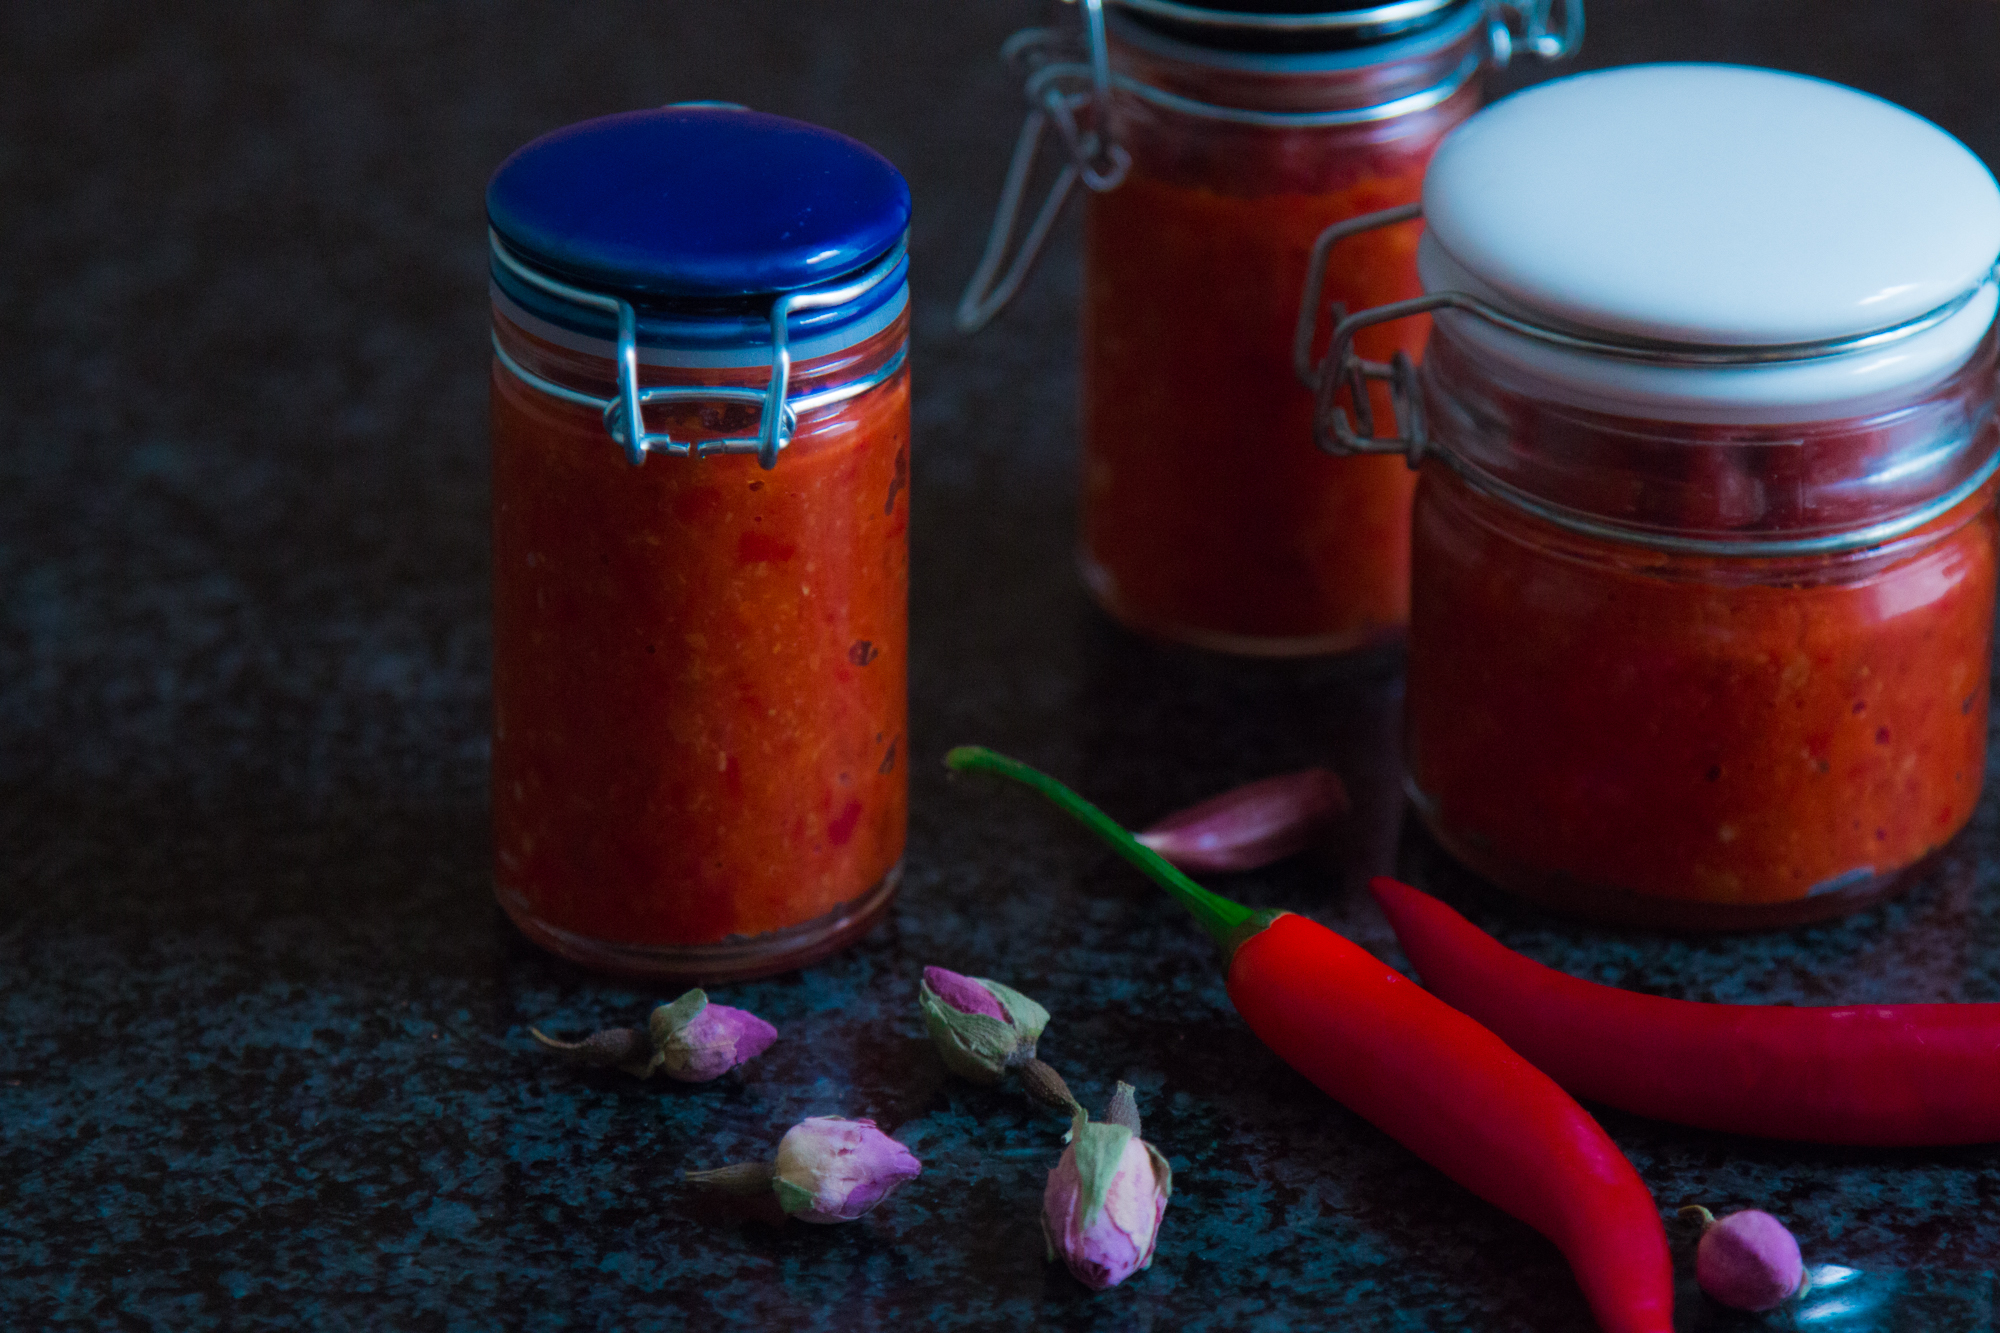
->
[944,745,1261,948]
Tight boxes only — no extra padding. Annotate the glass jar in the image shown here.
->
[961,0,1580,656]
[1315,65,2000,927]
[486,107,912,980]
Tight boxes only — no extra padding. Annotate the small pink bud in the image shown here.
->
[1682,1206,1807,1311]
[1042,1089,1172,1290]
[647,990,776,1082]
[531,988,775,1081]
[922,965,1008,1021]
[1134,768,1350,873]
[660,1002,778,1082]
[917,966,1050,1084]
[771,1117,923,1224]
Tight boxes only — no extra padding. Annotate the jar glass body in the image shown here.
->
[1405,327,2000,928]
[489,300,910,980]
[1079,15,1485,656]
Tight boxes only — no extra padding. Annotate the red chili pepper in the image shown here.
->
[1371,875,2000,1146]
[947,748,1673,1333]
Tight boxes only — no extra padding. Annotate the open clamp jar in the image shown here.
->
[487,107,912,980]
[1308,65,2000,928]
[961,0,1580,655]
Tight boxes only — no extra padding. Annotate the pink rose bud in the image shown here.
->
[918,966,1050,1085]
[771,1116,923,1224]
[1134,768,1350,873]
[1681,1206,1808,1311]
[652,991,778,1083]
[530,988,776,1082]
[1042,1086,1172,1290]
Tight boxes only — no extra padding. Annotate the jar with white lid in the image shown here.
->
[960,0,1581,656]
[1305,64,2000,927]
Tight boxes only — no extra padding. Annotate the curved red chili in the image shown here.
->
[1371,875,2000,1146]
[948,748,1674,1333]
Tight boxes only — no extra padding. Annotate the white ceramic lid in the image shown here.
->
[1417,64,2000,420]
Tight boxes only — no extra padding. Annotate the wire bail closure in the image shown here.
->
[954,0,1128,333]
[1482,0,1583,67]
[1297,206,2000,558]
[955,0,1583,335]
[1297,205,2000,465]
[490,230,909,470]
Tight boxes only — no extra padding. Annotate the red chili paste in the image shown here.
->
[1407,461,1995,923]
[1079,122,1450,653]
[491,316,909,950]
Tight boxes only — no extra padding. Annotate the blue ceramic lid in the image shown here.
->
[487,106,911,301]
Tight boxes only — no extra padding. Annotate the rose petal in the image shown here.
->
[660,1003,778,1082]
[710,1004,779,1064]
[922,965,1008,1021]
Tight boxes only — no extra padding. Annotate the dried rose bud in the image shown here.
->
[1042,1085,1172,1290]
[1681,1206,1808,1311]
[650,990,778,1082]
[531,988,775,1082]
[1134,768,1350,873]
[771,1116,923,1223]
[918,965,1049,1085]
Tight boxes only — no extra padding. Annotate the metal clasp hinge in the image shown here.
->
[491,230,907,470]
[957,0,1586,335]
[1297,206,2000,463]
[1293,203,1436,463]
[954,0,1130,334]
[1485,0,1585,68]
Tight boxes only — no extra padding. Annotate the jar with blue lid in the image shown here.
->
[962,0,1580,656]
[1307,65,2000,926]
[487,105,912,980]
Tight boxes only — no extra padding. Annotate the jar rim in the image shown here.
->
[1415,321,2000,557]
[1439,445,2000,559]
[1418,232,2000,423]
[1109,0,1484,73]
[1115,0,1460,33]
[1111,0,1473,52]
[488,229,908,468]
[490,227,911,361]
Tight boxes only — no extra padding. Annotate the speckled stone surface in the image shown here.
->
[7,3,2000,1330]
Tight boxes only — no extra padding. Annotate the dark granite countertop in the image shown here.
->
[8,3,2000,1329]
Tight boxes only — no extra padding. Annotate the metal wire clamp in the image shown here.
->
[955,0,1581,335]
[1482,0,1583,67]
[954,1,1128,334]
[490,230,909,470]
[1300,206,2000,464]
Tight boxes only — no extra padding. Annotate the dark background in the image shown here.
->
[6,3,2000,1329]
